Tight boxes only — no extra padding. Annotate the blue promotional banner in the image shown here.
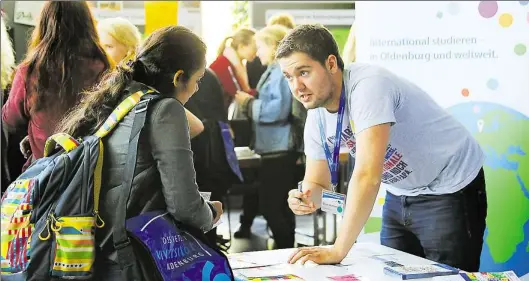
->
[356,1,529,279]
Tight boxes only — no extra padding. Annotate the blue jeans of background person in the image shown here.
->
[380,168,487,272]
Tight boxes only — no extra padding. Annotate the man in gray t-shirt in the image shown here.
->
[277,24,487,272]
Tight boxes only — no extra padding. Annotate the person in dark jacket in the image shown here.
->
[54,26,223,280]
[184,68,238,246]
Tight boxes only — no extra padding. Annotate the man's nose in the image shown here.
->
[292,77,305,93]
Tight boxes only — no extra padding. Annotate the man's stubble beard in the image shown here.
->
[306,72,335,109]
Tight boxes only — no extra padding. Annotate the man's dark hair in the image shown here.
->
[276,24,344,70]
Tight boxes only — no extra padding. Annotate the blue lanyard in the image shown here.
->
[318,83,346,190]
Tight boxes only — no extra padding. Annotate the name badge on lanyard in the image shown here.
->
[318,82,346,216]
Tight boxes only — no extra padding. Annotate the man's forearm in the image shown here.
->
[333,173,381,258]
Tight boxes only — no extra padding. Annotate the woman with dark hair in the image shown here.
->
[55,25,223,280]
[2,1,111,167]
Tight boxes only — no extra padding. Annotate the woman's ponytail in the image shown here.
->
[216,36,233,57]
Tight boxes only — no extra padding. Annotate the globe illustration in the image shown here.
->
[447,102,529,278]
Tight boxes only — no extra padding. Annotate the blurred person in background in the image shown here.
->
[268,13,296,29]
[2,1,110,170]
[233,25,301,249]
[1,14,22,191]
[210,27,257,114]
[185,68,240,248]
[236,13,302,239]
[247,13,296,91]
[1,16,14,92]
[97,17,141,65]
[343,23,356,64]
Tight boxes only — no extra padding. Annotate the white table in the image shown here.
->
[236,147,261,169]
[229,242,448,281]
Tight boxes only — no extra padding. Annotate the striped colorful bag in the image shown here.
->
[0,87,154,280]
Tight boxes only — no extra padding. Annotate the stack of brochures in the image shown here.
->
[383,263,460,279]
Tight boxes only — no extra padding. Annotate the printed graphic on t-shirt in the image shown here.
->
[327,125,357,155]
[381,144,413,184]
[325,124,414,185]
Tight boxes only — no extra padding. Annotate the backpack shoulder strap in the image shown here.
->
[112,93,162,280]
[43,88,154,157]
[43,133,81,157]
[94,89,154,139]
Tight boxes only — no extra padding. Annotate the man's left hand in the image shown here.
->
[288,246,345,265]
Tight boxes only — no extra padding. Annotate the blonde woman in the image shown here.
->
[247,12,296,90]
[233,25,299,249]
[1,16,15,91]
[267,13,295,30]
[2,15,18,189]
[97,17,141,64]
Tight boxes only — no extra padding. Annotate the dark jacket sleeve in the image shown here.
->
[148,98,215,232]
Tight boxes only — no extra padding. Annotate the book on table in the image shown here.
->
[383,263,459,280]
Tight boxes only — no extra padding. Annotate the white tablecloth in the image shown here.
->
[229,242,449,281]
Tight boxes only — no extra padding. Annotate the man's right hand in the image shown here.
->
[288,189,317,215]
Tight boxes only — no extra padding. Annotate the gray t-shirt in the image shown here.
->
[304,63,485,196]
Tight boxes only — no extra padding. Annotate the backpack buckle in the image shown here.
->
[114,237,131,250]
[135,99,150,113]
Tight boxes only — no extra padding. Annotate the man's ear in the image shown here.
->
[326,55,339,74]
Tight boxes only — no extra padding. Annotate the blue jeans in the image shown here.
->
[380,168,487,271]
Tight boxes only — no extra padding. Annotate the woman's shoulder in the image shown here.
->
[81,57,108,73]
[8,64,30,94]
[147,96,186,123]
[267,63,286,81]
[209,55,231,71]
[13,63,29,78]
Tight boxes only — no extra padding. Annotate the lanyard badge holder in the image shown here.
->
[318,83,347,216]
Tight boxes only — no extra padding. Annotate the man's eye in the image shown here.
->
[300,71,309,76]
